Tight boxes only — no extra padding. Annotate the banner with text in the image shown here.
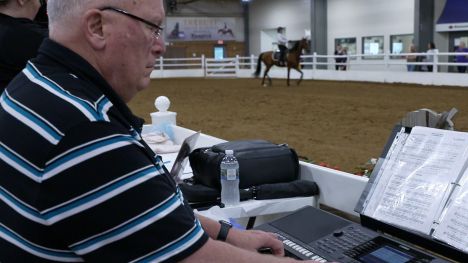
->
[165,17,241,41]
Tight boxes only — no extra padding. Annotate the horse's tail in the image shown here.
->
[253,53,263,77]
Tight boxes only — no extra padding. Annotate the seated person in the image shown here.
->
[0,0,319,262]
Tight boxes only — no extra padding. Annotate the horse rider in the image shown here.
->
[277,26,288,66]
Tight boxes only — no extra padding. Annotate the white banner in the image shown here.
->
[436,22,468,32]
[165,17,241,41]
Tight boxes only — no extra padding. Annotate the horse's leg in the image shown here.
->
[268,65,273,86]
[262,64,271,87]
[266,65,273,86]
[295,66,304,86]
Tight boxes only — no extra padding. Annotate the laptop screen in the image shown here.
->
[170,132,200,182]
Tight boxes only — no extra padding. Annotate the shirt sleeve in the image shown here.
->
[42,121,208,262]
[277,33,288,44]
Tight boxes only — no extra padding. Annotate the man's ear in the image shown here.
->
[82,9,106,50]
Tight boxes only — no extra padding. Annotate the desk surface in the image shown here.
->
[196,196,316,221]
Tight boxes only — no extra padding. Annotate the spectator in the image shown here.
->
[34,0,48,25]
[0,0,318,262]
[406,44,417,72]
[341,47,348,71]
[425,42,438,72]
[455,41,468,73]
[334,44,343,70]
[0,0,48,91]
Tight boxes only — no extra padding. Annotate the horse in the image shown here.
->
[218,23,235,37]
[254,38,309,86]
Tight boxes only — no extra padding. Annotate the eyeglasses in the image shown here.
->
[100,6,164,39]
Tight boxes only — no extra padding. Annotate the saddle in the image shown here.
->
[272,50,288,65]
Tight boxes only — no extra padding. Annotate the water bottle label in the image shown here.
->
[227,169,237,180]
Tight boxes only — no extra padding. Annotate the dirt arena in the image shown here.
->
[129,78,468,174]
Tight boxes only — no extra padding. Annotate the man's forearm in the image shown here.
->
[197,214,222,239]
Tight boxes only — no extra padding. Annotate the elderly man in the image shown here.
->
[0,1,320,262]
[0,0,48,90]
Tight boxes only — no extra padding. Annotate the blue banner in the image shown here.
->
[436,0,468,31]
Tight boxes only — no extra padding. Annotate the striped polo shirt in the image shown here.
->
[0,39,208,262]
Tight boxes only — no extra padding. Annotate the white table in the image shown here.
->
[158,143,318,228]
[196,196,317,228]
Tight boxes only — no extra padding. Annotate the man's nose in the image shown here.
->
[152,36,166,56]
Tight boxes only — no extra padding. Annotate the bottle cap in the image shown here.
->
[225,150,234,155]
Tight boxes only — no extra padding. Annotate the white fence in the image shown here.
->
[149,52,468,87]
[205,58,237,77]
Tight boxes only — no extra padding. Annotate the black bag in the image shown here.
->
[188,140,299,189]
[179,179,319,209]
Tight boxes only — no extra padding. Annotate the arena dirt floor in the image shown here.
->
[128,78,468,175]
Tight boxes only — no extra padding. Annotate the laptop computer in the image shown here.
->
[169,131,200,183]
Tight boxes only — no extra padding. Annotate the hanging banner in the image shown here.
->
[165,17,241,41]
[436,0,468,32]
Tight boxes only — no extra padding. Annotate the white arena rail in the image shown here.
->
[205,57,237,77]
[151,51,468,87]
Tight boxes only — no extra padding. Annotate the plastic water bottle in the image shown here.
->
[220,150,240,206]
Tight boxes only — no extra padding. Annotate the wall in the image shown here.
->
[327,0,415,56]
[164,0,454,62]
[166,41,245,58]
[166,0,243,16]
[249,0,311,54]
[434,0,449,71]
[164,0,246,58]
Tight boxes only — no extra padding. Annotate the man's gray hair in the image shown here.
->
[47,0,92,26]
[48,0,127,26]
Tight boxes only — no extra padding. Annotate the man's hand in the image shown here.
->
[226,228,285,256]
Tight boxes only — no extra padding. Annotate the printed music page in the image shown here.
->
[432,169,468,253]
[363,129,409,214]
[364,127,468,235]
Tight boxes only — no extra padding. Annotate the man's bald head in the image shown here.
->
[46,0,166,102]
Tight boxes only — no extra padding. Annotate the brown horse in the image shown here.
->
[254,38,309,86]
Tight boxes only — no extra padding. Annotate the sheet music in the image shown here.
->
[364,127,468,235]
[432,170,468,253]
[363,128,408,214]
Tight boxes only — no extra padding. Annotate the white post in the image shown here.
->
[346,54,350,71]
[384,51,390,69]
[313,52,317,70]
[235,55,240,76]
[151,96,177,127]
[433,50,438,73]
[159,56,164,77]
[251,54,255,71]
[202,54,206,77]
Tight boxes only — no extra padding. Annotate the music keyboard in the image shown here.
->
[255,206,450,262]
